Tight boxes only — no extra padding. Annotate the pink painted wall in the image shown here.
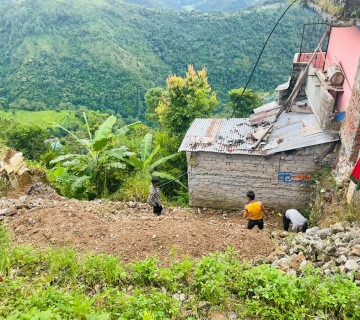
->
[325,26,360,112]
[297,53,325,68]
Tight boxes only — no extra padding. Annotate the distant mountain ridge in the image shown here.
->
[0,0,321,119]
[123,0,263,12]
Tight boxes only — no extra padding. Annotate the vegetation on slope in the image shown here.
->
[0,226,360,319]
[0,0,322,120]
[309,167,360,227]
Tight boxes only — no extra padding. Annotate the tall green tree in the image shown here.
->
[157,65,218,140]
[145,87,164,127]
[228,88,262,117]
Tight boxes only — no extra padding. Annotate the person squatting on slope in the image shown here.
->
[283,209,308,232]
[147,176,163,216]
[243,190,269,230]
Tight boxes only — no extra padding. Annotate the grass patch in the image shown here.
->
[1,225,360,319]
[0,110,78,128]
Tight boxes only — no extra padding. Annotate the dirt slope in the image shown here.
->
[4,195,278,263]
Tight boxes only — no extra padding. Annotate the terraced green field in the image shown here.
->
[0,110,77,127]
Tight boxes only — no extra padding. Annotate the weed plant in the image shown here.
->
[0,226,359,319]
[310,167,359,227]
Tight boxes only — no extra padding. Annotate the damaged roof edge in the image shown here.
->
[179,113,340,156]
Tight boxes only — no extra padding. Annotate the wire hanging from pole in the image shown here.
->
[230,0,299,118]
[158,171,188,188]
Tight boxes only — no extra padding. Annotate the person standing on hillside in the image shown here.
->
[243,191,269,230]
[147,177,163,216]
[282,209,308,232]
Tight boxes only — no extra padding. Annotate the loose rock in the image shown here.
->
[345,260,359,272]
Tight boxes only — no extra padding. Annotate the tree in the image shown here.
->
[145,87,164,127]
[0,98,9,110]
[50,114,135,199]
[124,133,184,185]
[5,125,49,160]
[156,65,218,140]
[228,88,262,118]
[114,132,185,202]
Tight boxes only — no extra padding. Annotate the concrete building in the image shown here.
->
[304,1,360,207]
[289,25,360,163]
[274,23,360,209]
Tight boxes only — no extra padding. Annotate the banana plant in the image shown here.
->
[50,113,137,199]
[123,133,185,188]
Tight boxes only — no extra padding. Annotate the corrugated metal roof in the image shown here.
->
[266,112,338,154]
[253,101,279,114]
[178,118,267,155]
[179,106,339,156]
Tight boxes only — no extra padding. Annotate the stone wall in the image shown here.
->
[306,68,335,130]
[341,59,360,163]
[187,143,336,211]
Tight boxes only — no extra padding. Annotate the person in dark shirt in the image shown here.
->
[147,177,163,215]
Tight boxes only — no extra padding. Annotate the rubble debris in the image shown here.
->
[270,221,360,285]
[0,148,32,192]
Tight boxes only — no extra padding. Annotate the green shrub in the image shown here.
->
[111,172,151,203]
[193,252,229,304]
[5,125,49,160]
[78,254,127,290]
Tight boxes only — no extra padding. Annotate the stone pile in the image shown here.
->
[0,195,62,221]
[270,222,360,284]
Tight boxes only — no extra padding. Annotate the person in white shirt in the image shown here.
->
[283,209,308,232]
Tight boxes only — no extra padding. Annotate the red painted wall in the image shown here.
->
[325,26,360,112]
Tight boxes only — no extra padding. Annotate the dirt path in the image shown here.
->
[5,197,279,263]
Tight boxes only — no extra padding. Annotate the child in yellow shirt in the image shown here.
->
[243,190,269,230]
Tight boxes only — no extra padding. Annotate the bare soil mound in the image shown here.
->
[5,196,278,263]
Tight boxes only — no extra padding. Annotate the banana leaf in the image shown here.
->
[92,115,116,151]
[140,133,153,162]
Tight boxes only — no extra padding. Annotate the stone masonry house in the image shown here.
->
[179,106,339,211]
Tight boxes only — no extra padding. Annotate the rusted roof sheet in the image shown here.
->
[178,118,269,155]
[179,105,339,156]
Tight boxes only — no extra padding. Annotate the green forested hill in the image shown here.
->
[124,0,262,11]
[0,0,320,120]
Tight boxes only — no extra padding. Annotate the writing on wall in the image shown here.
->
[278,172,314,184]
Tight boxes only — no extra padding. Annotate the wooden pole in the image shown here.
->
[275,30,329,122]
[252,30,329,150]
